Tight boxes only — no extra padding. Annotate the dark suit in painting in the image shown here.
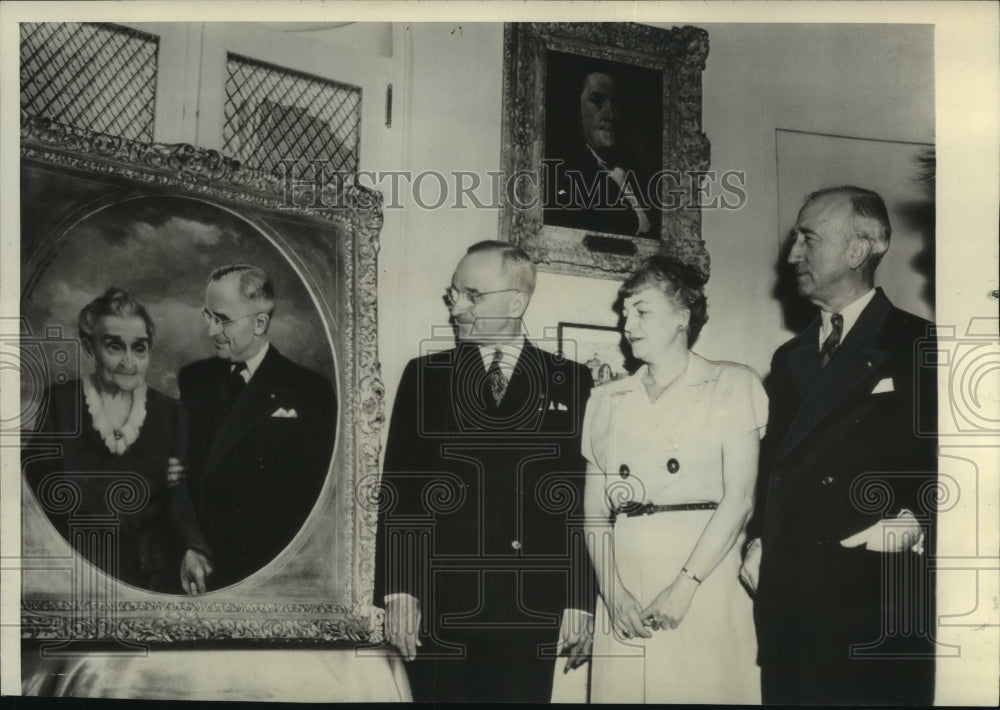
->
[544,146,660,239]
[374,341,596,702]
[753,289,937,704]
[178,346,336,590]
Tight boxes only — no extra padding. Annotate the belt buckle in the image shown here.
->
[616,501,641,517]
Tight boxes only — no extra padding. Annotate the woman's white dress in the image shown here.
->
[582,353,767,704]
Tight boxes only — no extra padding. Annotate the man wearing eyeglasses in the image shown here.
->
[375,241,596,702]
[178,264,336,590]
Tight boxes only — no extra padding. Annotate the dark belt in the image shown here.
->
[614,501,719,519]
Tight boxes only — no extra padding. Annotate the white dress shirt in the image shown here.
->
[233,342,269,383]
[819,288,876,347]
[478,335,526,379]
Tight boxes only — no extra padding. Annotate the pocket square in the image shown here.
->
[271,407,299,418]
[557,402,568,411]
[871,378,894,394]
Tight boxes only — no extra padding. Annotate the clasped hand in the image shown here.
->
[639,574,699,631]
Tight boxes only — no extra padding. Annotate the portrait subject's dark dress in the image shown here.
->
[23,380,209,593]
[752,289,937,704]
[375,341,597,703]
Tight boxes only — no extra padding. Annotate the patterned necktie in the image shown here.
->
[224,361,248,410]
[486,348,508,406]
[819,313,844,368]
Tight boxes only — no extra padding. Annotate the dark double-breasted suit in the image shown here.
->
[752,289,937,704]
[178,346,336,590]
[374,341,596,702]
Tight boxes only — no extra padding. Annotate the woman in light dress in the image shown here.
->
[583,256,766,703]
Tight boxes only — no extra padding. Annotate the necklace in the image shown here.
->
[82,375,148,455]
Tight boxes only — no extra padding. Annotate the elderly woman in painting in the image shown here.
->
[23,287,213,595]
[581,256,766,703]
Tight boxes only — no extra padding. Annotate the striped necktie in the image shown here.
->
[819,313,844,368]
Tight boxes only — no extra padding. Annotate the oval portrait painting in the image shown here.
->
[20,195,338,595]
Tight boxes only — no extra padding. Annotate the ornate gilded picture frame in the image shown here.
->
[500,22,711,279]
[18,115,385,645]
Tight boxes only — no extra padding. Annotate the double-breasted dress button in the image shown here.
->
[820,475,835,486]
[667,458,680,474]
[619,464,630,479]
[511,540,522,550]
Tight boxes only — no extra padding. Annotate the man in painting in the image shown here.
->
[179,264,337,590]
[544,63,660,238]
[375,241,597,702]
[740,187,937,704]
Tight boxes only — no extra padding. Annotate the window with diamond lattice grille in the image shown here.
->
[20,22,158,142]
[224,53,361,178]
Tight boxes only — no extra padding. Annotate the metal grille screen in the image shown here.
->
[224,53,361,177]
[20,22,159,141]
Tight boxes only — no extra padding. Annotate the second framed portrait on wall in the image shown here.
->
[501,22,712,280]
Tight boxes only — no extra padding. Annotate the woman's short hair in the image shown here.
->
[78,287,155,348]
[619,255,708,347]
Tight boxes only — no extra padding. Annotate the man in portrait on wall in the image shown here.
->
[375,241,597,702]
[544,58,662,239]
[179,264,337,590]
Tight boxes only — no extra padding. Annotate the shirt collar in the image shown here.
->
[479,335,526,379]
[820,288,876,345]
[233,341,269,383]
[586,144,612,171]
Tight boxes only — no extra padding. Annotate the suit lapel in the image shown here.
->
[457,340,547,427]
[503,342,545,415]
[203,347,284,477]
[786,320,821,402]
[776,291,893,463]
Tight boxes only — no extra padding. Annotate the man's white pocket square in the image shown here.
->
[871,378,894,394]
[271,407,299,418]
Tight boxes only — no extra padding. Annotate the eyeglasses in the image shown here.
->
[201,308,260,332]
[444,287,520,308]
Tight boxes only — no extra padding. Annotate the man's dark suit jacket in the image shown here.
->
[374,341,596,702]
[544,146,660,238]
[752,289,937,704]
[178,346,336,590]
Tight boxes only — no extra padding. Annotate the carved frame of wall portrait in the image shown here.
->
[18,113,386,645]
[500,22,712,280]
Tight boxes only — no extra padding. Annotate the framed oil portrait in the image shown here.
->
[17,115,385,644]
[500,23,712,280]
[557,322,635,385]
